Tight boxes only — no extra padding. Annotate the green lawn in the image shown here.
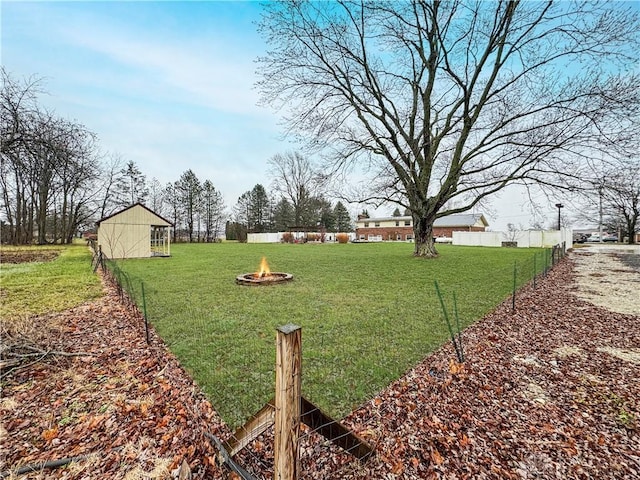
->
[0,244,103,321]
[116,242,546,427]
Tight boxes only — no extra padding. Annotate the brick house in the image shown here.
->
[355,213,488,241]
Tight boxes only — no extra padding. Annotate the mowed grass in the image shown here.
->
[118,242,546,427]
[0,244,103,321]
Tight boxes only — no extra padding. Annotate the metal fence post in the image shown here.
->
[511,260,517,312]
[141,281,149,345]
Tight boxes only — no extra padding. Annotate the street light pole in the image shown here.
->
[555,203,564,231]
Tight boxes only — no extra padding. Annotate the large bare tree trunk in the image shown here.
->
[413,216,438,257]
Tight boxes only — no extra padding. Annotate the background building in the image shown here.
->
[355,213,488,241]
[97,203,172,259]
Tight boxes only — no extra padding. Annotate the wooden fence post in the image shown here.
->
[274,324,302,480]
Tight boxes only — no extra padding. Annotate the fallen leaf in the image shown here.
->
[391,460,405,474]
[42,427,58,442]
[431,449,444,465]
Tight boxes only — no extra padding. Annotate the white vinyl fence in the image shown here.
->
[247,233,282,243]
[247,232,356,243]
[453,228,572,248]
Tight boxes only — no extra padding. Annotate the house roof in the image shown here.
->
[357,213,488,227]
[434,213,488,227]
[96,202,174,227]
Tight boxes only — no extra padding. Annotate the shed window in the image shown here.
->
[404,220,411,226]
[374,222,380,227]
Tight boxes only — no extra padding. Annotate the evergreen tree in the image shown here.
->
[225,221,247,242]
[175,169,201,242]
[201,180,225,241]
[249,184,271,232]
[234,191,251,229]
[272,198,294,231]
[115,161,148,207]
[315,197,335,231]
[334,202,352,232]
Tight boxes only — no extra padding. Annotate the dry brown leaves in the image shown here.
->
[1,279,230,479]
[333,257,640,479]
[2,254,639,479]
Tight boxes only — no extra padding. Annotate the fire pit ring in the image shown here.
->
[236,272,294,286]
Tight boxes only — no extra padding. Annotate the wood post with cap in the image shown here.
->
[274,324,302,480]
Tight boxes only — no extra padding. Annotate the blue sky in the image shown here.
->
[2,1,295,207]
[2,0,589,230]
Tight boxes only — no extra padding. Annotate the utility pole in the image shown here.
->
[598,185,604,242]
[555,203,564,231]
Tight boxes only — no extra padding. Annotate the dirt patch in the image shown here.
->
[572,250,640,315]
[1,250,60,264]
[597,346,640,365]
[553,345,585,358]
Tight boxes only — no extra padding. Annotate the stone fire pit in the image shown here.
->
[235,271,294,286]
[236,257,293,286]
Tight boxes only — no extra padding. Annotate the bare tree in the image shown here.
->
[96,153,124,219]
[1,69,44,243]
[1,69,99,244]
[51,121,99,243]
[268,151,327,227]
[603,159,639,244]
[258,1,640,256]
[148,177,165,216]
[0,68,43,157]
[163,182,181,242]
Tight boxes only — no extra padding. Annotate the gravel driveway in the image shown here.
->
[572,244,640,316]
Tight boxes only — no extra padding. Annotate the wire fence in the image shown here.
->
[88,240,568,479]
[89,241,151,344]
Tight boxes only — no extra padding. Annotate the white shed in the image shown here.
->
[97,203,172,259]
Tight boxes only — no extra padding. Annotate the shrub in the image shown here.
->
[336,233,349,244]
[281,232,295,243]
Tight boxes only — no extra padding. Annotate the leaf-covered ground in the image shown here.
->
[2,253,638,479]
[1,284,231,479]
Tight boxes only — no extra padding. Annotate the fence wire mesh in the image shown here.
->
[88,240,568,478]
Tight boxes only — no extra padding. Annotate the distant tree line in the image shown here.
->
[1,70,354,245]
[226,152,353,242]
[227,183,352,241]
